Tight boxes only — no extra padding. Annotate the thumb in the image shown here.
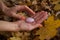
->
[33,24,42,29]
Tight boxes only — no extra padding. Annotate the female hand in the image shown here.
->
[15,20,42,31]
[0,1,48,31]
[2,4,35,20]
[0,11,47,31]
[15,11,48,31]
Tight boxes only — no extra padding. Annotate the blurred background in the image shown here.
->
[0,0,60,40]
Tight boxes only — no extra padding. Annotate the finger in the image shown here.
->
[25,6,35,16]
[13,5,25,11]
[29,24,42,31]
[12,13,26,20]
[13,5,35,16]
[35,11,44,22]
[32,24,42,29]
[37,12,48,23]
[31,12,40,18]
[37,15,44,23]
[32,12,42,19]
[10,5,27,12]
[34,24,42,27]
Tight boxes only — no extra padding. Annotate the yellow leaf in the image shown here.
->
[36,16,60,40]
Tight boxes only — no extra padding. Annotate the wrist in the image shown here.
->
[13,22,20,31]
[0,21,20,31]
[13,20,26,31]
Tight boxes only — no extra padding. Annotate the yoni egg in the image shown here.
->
[26,17,35,23]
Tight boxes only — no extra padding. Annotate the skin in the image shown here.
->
[0,1,48,31]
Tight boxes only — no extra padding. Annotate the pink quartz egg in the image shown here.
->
[26,17,35,23]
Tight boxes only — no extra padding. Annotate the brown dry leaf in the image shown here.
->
[54,4,60,11]
[8,37,21,40]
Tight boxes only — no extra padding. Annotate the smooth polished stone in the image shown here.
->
[26,17,35,23]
